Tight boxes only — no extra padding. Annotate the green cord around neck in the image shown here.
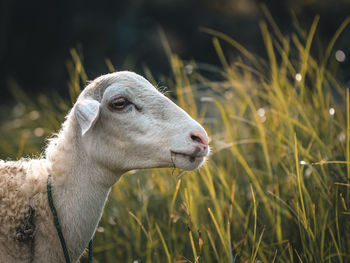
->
[47,174,93,263]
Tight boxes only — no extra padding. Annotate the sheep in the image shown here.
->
[0,71,210,263]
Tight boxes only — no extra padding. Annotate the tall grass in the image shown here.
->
[1,13,349,262]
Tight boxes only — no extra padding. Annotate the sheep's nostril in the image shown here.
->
[190,132,209,146]
[191,135,202,143]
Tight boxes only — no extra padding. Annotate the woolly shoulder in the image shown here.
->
[0,159,52,260]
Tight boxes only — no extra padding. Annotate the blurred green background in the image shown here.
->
[1,0,350,262]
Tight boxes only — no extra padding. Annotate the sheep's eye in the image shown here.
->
[109,98,130,110]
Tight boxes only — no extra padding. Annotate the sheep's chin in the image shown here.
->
[171,152,206,170]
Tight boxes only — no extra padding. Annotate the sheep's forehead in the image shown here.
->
[82,71,162,102]
[101,73,163,102]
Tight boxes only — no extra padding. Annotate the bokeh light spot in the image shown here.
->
[335,50,346,62]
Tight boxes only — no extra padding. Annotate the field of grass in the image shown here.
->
[1,13,349,262]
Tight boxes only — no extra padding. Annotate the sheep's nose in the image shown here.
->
[190,131,209,147]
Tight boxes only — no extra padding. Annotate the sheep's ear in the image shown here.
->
[74,99,101,136]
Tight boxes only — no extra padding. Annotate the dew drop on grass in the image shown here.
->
[329,107,335,116]
[335,50,346,62]
[184,64,194,74]
[97,226,105,233]
[34,128,44,137]
[257,108,266,122]
[295,73,302,82]
[257,108,265,117]
[29,111,40,120]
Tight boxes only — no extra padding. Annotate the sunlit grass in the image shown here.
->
[1,12,350,263]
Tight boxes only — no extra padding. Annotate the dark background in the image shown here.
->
[0,0,349,102]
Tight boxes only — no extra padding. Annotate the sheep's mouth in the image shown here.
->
[171,151,207,163]
[169,147,209,170]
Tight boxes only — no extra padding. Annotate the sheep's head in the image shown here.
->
[74,71,209,172]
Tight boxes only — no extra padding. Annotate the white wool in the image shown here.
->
[0,71,209,262]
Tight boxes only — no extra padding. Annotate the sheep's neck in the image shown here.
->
[53,168,114,261]
[48,120,122,261]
